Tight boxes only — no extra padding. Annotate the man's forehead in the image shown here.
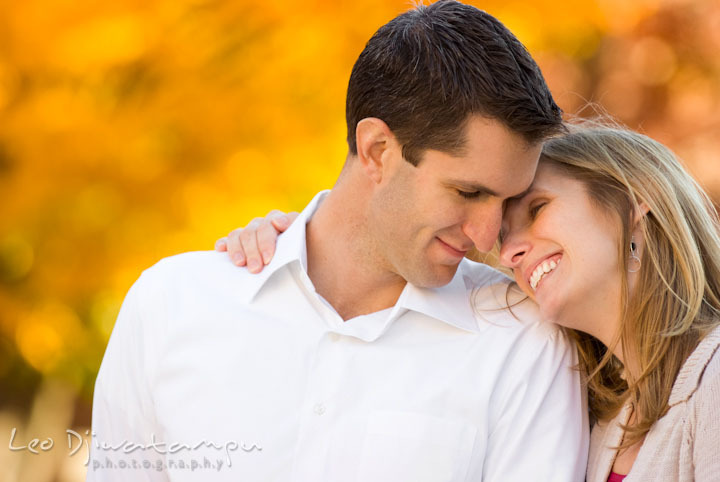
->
[420,132,540,197]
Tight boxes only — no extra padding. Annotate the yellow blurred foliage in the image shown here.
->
[55,16,150,72]
[15,302,85,374]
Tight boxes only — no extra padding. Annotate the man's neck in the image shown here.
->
[305,186,406,321]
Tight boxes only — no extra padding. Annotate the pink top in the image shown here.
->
[607,472,626,482]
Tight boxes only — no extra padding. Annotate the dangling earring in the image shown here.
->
[628,235,641,273]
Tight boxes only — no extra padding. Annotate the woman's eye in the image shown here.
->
[529,202,547,218]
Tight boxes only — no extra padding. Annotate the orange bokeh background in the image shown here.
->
[1,0,719,480]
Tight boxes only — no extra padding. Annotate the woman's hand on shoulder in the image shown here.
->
[215,210,299,273]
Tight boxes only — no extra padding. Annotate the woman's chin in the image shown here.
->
[537,301,564,328]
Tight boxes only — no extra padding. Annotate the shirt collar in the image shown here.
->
[394,260,479,333]
[240,190,479,333]
[238,190,329,303]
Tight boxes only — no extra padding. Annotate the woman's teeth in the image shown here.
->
[530,260,558,290]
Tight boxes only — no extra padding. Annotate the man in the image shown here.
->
[89,1,588,480]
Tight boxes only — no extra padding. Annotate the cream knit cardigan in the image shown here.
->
[586,325,720,482]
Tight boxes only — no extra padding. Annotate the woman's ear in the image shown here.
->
[355,117,398,184]
[629,202,651,255]
[632,202,651,226]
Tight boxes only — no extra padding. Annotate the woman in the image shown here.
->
[216,121,720,481]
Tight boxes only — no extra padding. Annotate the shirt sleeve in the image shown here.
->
[692,356,720,482]
[86,270,169,482]
[482,326,589,482]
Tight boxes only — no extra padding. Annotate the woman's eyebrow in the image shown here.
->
[507,185,537,201]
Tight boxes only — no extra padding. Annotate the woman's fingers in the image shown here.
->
[239,218,264,273]
[254,210,298,267]
[214,237,228,252]
[270,211,299,231]
[226,227,248,267]
[218,210,297,273]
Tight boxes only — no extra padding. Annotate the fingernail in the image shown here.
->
[233,254,245,266]
[277,215,289,227]
[247,260,260,272]
[262,252,273,265]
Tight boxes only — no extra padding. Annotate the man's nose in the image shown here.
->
[462,206,503,253]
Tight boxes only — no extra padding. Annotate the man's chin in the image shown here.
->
[406,263,461,288]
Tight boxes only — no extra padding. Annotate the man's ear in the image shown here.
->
[355,117,398,184]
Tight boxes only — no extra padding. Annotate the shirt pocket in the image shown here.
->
[357,410,477,482]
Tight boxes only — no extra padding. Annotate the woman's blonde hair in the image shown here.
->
[539,119,720,446]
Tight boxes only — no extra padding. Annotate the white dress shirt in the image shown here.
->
[88,191,589,482]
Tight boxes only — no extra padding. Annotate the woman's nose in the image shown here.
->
[499,234,531,269]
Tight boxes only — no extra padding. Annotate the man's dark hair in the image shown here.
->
[346,0,563,165]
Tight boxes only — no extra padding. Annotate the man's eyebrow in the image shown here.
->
[449,181,500,197]
[449,181,538,200]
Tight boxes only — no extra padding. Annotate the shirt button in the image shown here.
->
[329,333,341,343]
[313,403,326,415]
